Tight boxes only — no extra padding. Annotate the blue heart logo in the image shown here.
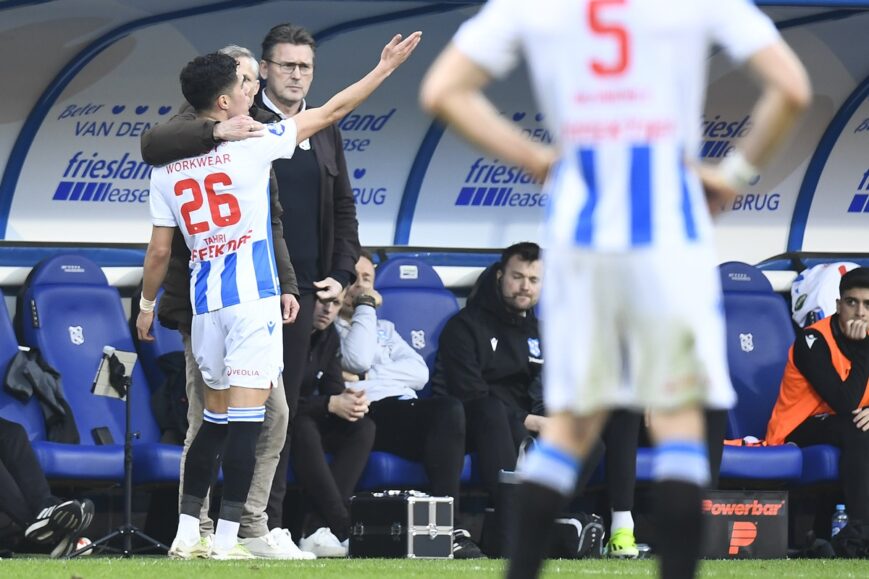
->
[535,113,545,122]
[353,168,366,179]
[112,105,125,114]
[135,105,149,115]
[512,112,526,121]
[158,105,172,115]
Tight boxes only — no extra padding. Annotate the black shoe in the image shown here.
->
[24,500,83,544]
[51,499,95,559]
[453,528,486,559]
[576,514,605,559]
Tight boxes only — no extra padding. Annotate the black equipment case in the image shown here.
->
[349,490,453,558]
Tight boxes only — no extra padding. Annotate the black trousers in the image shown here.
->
[787,413,869,522]
[267,292,316,529]
[367,396,466,508]
[290,414,375,541]
[464,396,605,502]
[604,410,642,512]
[463,397,526,501]
[0,418,53,533]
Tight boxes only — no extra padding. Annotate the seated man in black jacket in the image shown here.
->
[432,242,546,504]
[291,293,375,558]
[433,243,625,555]
[0,417,94,557]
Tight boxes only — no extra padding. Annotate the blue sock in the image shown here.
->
[653,440,709,486]
[518,441,581,496]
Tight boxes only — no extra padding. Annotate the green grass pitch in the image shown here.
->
[1,558,866,578]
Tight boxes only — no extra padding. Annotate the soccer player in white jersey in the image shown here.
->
[421,1,809,577]
[138,32,421,560]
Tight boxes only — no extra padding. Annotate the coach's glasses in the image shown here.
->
[263,59,313,76]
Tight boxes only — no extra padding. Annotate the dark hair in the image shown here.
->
[498,242,540,271]
[180,52,238,112]
[261,23,316,61]
[358,249,374,265]
[840,267,869,295]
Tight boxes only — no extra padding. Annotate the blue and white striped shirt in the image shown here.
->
[454,0,779,250]
[150,118,299,313]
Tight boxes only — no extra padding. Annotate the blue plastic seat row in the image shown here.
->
[0,254,841,496]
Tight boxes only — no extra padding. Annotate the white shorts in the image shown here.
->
[542,245,735,415]
[191,295,283,390]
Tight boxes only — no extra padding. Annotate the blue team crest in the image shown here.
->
[527,338,541,357]
[268,123,285,136]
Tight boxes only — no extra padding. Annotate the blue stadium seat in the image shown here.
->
[134,288,185,392]
[717,262,802,482]
[19,254,180,483]
[364,259,465,490]
[356,451,473,492]
[798,444,840,485]
[0,284,124,481]
[374,258,459,396]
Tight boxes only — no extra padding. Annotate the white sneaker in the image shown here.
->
[209,541,255,560]
[168,535,213,560]
[239,528,316,560]
[298,527,348,558]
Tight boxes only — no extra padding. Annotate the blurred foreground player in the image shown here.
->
[421,1,810,577]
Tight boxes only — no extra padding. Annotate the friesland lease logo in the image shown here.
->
[340,108,395,152]
[846,169,869,213]
[52,151,151,203]
[699,115,752,159]
[855,118,869,134]
[454,112,551,209]
[341,109,395,207]
[50,102,172,205]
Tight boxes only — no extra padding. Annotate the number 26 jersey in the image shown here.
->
[149,118,298,314]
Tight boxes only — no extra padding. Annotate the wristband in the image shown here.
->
[719,151,758,191]
[139,296,156,313]
[354,294,377,309]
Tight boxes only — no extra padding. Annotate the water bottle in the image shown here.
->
[831,504,848,537]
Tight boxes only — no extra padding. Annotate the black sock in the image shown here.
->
[507,482,570,579]
[182,420,228,512]
[221,421,263,508]
[654,480,704,579]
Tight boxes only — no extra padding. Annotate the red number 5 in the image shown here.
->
[173,172,241,235]
[588,0,630,77]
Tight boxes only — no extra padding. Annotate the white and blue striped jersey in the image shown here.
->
[454,0,779,250]
[149,118,298,314]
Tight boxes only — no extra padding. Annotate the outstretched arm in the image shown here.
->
[293,32,422,145]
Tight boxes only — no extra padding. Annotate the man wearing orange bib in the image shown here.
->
[767,267,869,525]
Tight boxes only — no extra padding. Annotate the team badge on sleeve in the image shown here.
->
[527,338,541,357]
